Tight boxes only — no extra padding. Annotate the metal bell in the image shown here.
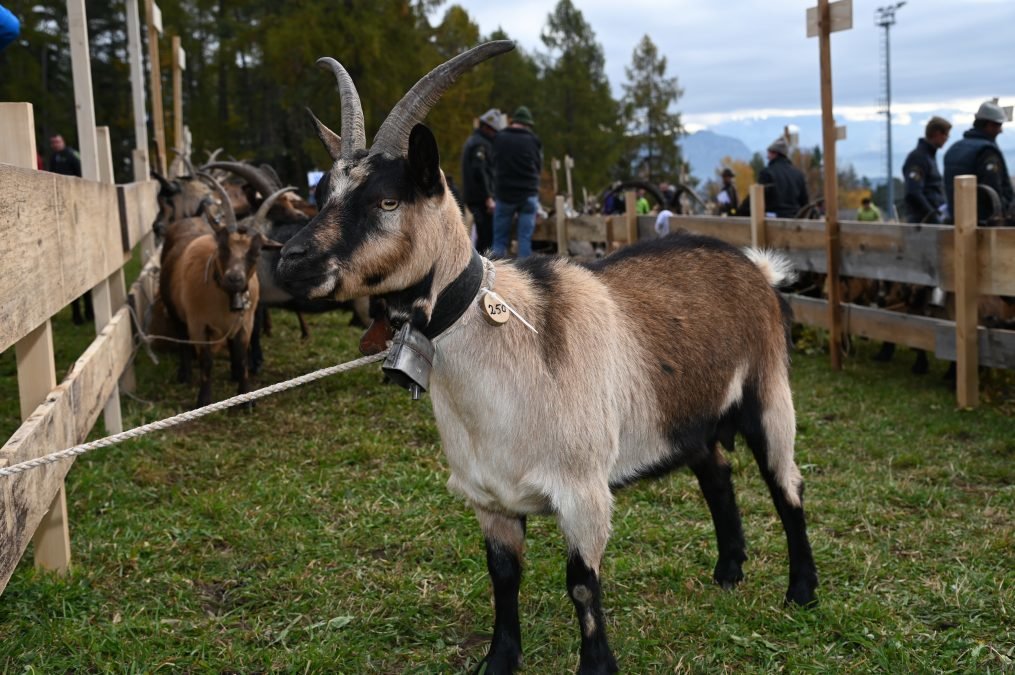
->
[382,323,435,400]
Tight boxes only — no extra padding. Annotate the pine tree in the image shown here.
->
[621,35,683,183]
[538,0,622,197]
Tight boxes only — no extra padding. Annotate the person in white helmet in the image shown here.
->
[943,100,1013,226]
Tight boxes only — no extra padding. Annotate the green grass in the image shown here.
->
[1,309,1013,673]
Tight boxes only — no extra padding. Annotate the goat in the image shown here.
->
[203,160,370,369]
[275,43,817,674]
[160,177,281,407]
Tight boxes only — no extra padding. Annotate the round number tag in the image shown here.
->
[480,291,510,326]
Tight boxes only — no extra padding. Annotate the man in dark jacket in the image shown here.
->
[944,100,1013,226]
[48,134,82,177]
[492,106,542,259]
[461,108,504,253]
[759,137,808,218]
[902,116,951,223]
[716,168,738,216]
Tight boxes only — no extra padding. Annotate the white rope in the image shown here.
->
[0,350,389,479]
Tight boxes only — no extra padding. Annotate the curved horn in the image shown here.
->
[203,161,277,201]
[252,187,298,230]
[195,171,238,231]
[171,147,196,177]
[259,163,284,191]
[371,40,514,158]
[151,170,178,194]
[203,147,224,166]
[316,56,366,158]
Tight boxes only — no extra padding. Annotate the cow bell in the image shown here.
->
[382,323,434,400]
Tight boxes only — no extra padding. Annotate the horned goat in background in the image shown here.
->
[160,177,282,408]
[276,42,817,674]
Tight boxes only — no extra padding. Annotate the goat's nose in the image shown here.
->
[281,241,307,260]
[225,271,245,286]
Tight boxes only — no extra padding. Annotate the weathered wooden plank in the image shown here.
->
[784,294,943,353]
[653,214,752,247]
[953,176,979,407]
[0,164,124,352]
[935,325,1015,370]
[117,180,159,253]
[0,307,134,593]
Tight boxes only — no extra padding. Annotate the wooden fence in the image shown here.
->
[0,102,159,594]
[537,186,1015,407]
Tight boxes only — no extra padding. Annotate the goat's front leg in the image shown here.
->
[196,342,213,408]
[474,509,526,675]
[556,483,618,675]
[228,334,253,410]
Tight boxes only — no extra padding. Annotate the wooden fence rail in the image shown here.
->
[535,185,1015,406]
[0,103,159,595]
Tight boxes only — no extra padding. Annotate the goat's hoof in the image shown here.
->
[713,558,745,589]
[784,579,818,608]
[475,643,522,675]
[577,656,619,675]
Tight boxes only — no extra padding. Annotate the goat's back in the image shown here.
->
[583,233,792,428]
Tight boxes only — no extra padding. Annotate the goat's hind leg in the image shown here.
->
[474,509,526,675]
[742,378,818,606]
[690,445,747,589]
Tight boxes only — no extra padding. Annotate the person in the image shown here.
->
[635,188,651,215]
[856,196,882,222]
[944,100,1014,226]
[759,137,808,218]
[716,168,738,216]
[0,4,19,51]
[47,134,82,177]
[902,116,951,223]
[492,106,542,259]
[658,181,677,210]
[461,108,504,253]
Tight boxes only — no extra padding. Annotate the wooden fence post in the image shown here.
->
[126,0,150,182]
[145,0,167,174]
[2,102,72,574]
[555,195,568,257]
[624,191,637,246]
[564,155,574,209]
[750,184,766,248]
[953,175,979,408]
[172,35,183,155]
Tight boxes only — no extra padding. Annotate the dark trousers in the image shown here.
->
[469,202,493,254]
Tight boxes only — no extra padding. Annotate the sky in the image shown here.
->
[437,0,1015,180]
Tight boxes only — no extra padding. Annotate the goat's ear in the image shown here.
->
[407,124,442,196]
[307,108,342,162]
[260,237,284,251]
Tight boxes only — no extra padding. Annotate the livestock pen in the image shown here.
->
[537,184,1015,409]
[1,111,1012,672]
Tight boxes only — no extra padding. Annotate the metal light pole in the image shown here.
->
[876,2,905,219]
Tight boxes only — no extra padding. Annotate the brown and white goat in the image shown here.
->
[276,43,817,674]
[161,180,281,408]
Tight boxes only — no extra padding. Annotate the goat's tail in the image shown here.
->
[743,248,797,288]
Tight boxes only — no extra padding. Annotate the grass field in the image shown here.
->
[1,306,1012,673]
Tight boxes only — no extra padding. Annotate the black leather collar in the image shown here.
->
[424,250,485,339]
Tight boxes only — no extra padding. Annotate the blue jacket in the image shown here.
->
[0,5,20,51]
[943,128,1014,226]
[902,138,946,223]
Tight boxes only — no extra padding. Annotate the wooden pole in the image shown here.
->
[624,191,638,246]
[125,0,149,182]
[551,158,561,195]
[953,175,979,408]
[564,155,575,209]
[555,195,568,257]
[171,35,183,157]
[818,0,843,370]
[145,0,166,175]
[750,184,766,248]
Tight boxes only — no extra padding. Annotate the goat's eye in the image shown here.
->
[380,198,399,211]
